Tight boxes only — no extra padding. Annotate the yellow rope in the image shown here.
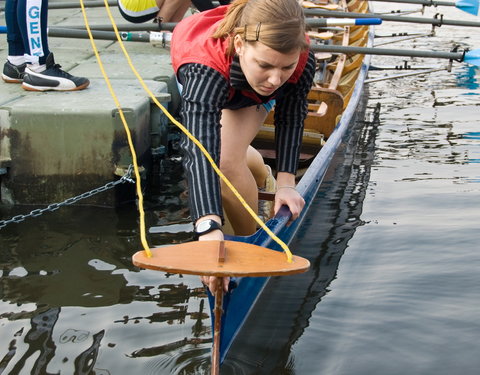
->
[83,0,294,262]
[79,0,151,255]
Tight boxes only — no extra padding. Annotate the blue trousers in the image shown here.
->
[5,0,50,64]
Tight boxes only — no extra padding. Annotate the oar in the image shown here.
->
[0,17,382,37]
[5,25,479,66]
[132,240,310,374]
[310,44,480,66]
[308,18,383,26]
[304,8,480,27]
[372,0,479,16]
[11,17,382,34]
[44,27,161,42]
[0,27,170,44]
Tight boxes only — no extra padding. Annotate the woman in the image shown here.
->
[171,0,315,292]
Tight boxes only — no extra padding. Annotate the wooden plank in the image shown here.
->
[132,241,310,277]
[305,87,344,137]
[258,191,275,201]
[328,27,350,90]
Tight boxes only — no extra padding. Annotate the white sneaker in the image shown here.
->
[22,53,90,92]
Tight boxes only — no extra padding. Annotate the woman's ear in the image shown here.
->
[233,34,244,55]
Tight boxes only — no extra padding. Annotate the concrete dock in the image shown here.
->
[0,1,183,207]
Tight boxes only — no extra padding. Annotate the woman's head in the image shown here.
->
[213,0,308,55]
[213,0,308,96]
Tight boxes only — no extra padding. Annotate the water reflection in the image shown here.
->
[455,65,480,90]
[221,101,380,374]
[0,94,381,374]
[0,157,216,374]
[0,307,106,374]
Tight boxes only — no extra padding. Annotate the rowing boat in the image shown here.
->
[210,0,375,364]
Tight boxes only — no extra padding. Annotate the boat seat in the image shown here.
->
[256,124,325,147]
[305,87,344,137]
[302,0,340,9]
[258,87,342,149]
[308,31,335,41]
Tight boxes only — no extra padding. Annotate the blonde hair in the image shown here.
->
[212,0,308,56]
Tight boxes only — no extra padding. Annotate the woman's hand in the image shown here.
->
[274,172,305,223]
[196,216,230,294]
[200,274,230,295]
[199,229,230,294]
[274,186,305,223]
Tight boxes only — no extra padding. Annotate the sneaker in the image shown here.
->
[22,53,90,92]
[258,165,276,222]
[2,61,27,83]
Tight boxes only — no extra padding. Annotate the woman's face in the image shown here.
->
[234,35,301,97]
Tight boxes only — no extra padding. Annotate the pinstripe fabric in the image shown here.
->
[178,64,229,222]
[177,50,315,222]
[274,50,316,173]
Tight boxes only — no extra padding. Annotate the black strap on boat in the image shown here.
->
[153,16,163,30]
[451,45,468,63]
[433,13,444,27]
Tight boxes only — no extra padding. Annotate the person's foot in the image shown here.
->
[2,61,27,83]
[258,165,276,222]
[22,53,90,92]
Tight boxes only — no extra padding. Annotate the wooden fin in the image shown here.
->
[217,241,226,263]
[132,240,310,277]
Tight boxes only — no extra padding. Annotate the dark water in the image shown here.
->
[1,4,480,375]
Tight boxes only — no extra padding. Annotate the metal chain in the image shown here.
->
[0,165,135,230]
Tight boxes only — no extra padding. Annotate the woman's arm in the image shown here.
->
[177,63,230,223]
[273,50,316,175]
[272,50,315,221]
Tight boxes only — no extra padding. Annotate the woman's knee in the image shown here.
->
[220,156,246,177]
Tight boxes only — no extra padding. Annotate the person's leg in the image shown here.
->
[5,0,25,59]
[247,146,269,188]
[155,0,191,22]
[2,0,27,82]
[247,145,276,222]
[233,100,276,189]
[220,105,269,235]
[19,0,50,65]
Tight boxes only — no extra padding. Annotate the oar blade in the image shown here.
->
[456,0,480,15]
[464,49,480,66]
